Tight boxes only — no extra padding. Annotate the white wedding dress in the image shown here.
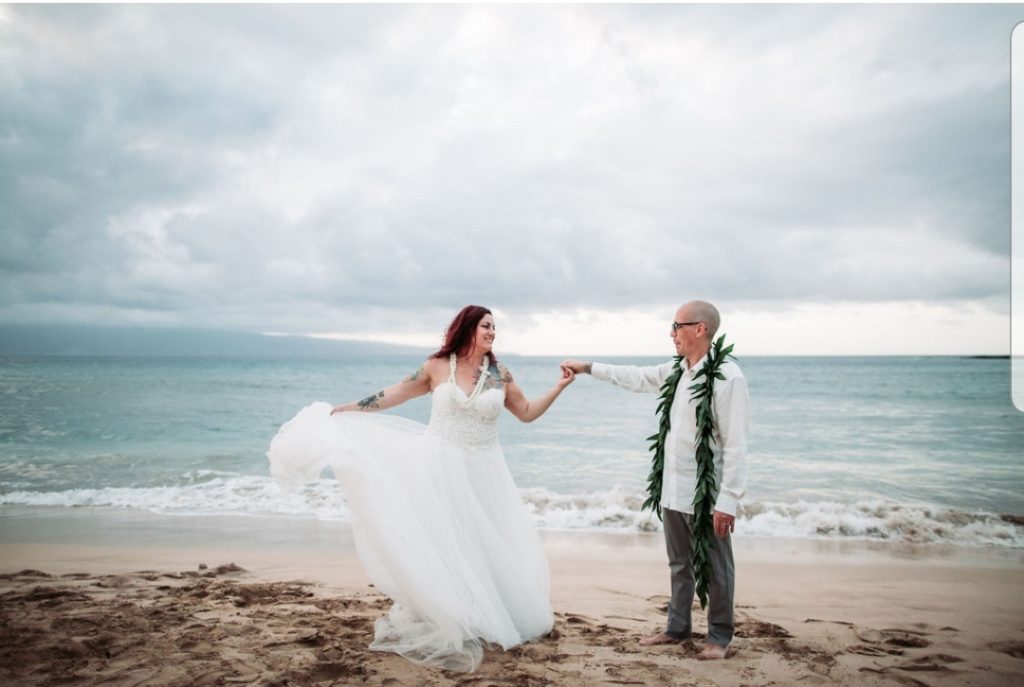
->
[266,355,553,672]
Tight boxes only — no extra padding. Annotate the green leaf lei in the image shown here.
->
[643,334,735,609]
[642,359,683,520]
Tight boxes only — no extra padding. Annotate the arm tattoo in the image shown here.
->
[357,391,384,410]
[403,365,424,383]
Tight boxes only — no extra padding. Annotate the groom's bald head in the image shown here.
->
[682,301,720,340]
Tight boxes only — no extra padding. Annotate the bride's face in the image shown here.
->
[473,314,496,352]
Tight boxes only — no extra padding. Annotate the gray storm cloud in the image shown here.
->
[0,4,1017,335]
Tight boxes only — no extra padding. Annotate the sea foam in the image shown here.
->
[2,477,1022,548]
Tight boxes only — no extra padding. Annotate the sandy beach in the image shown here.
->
[2,508,1023,686]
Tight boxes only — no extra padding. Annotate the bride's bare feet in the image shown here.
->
[638,632,683,646]
[697,642,734,660]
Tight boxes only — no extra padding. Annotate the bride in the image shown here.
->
[266,305,575,672]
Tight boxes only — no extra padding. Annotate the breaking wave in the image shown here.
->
[3,476,1022,548]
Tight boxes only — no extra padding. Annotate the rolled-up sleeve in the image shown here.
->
[712,374,749,516]
[591,361,675,394]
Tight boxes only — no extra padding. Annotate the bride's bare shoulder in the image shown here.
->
[422,357,446,372]
[421,357,448,383]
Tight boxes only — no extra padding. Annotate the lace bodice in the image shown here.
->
[426,355,504,450]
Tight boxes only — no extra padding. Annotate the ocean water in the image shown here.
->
[1,355,1022,548]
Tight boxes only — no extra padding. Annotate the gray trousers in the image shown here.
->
[662,508,735,646]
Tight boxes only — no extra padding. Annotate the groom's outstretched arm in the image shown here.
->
[561,359,675,394]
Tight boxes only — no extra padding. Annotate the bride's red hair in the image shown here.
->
[431,305,497,364]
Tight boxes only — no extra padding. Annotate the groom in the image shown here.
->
[562,300,749,659]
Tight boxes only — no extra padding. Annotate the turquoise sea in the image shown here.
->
[1,355,1022,547]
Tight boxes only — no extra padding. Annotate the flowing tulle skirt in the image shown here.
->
[267,402,553,672]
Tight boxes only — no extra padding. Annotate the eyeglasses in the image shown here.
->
[672,321,703,332]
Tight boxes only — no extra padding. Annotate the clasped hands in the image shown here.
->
[557,364,576,388]
[558,360,589,388]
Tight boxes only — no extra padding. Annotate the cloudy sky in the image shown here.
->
[1,4,1020,355]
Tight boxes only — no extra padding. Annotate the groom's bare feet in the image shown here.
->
[638,632,683,646]
[697,642,734,660]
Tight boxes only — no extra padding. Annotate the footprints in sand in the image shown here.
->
[849,627,931,656]
[894,653,965,672]
[0,569,51,580]
[222,582,315,607]
[989,640,1024,659]
[734,619,793,639]
[2,566,1022,686]
[796,619,1024,686]
[859,652,967,687]
[856,627,932,649]
[848,624,974,682]
[0,563,398,687]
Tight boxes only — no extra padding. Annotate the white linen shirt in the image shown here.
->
[591,356,750,516]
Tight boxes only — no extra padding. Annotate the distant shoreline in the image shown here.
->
[0,323,1013,358]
